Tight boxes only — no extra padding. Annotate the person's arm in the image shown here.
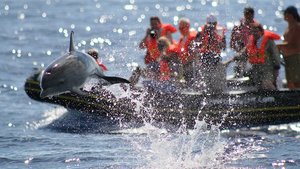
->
[230,26,240,51]
[221,35,226,51]
[161,24,177,44]
[139,28,151,49]
[268,40,281,88]
[276,27,300,55]
[165,31,174,44]
[276,42,288,55]
[268,40,281,70]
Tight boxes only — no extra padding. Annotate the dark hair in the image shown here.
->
[251,23,264,33]
[87,48,98,59]
[284,6,300,22]
[150,16,161,24]
[244,7,254,16]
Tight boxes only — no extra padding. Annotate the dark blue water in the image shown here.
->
[1,0,300,168]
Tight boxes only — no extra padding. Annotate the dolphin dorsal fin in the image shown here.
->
[69,31,75,52]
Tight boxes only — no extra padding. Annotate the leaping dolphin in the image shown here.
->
[40,31,130,98]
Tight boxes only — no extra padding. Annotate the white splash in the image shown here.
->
[126,121,227,169]
[27,107,68,129]
[104,83,149,114]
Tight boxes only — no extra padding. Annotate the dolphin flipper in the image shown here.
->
[72,87,88,96]
[101,76,130,84]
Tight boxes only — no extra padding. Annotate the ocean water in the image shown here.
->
[1,0,300,168]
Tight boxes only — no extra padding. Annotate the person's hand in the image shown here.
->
[276,42,288,54]
[146,28,151,36]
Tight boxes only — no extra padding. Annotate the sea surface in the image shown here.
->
[1,0,300,168]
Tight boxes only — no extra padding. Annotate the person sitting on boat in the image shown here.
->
[177,17,198,85]
[194,14,226,93]
[87,48,108,71]
[230,7,259,77]
[246,23,281,90]
[157,36,180,81]
[139,16,177,80]
[277,6,300,89]
[129,37,180,85]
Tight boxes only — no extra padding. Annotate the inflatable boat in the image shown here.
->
[24,69,300,129]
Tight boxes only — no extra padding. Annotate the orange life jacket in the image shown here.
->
[145,38,160,64]
[159,44,179,81]
[232,20,259,47]
[198,25,226,55]
[247,30,280,64]
[161,24,177,36]
[177,30,197,64]
[144,24,177,64]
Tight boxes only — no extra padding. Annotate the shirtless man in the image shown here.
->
[277,6,300,89]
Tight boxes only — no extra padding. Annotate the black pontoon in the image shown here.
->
[24,69,300,129]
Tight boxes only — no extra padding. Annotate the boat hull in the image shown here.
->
[24,70,300,129]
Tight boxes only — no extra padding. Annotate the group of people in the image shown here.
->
[135,6,300,91]
[230,7,281,90]
[138,14,227,91]
[88,5,300,91]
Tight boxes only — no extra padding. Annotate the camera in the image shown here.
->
[149,29,157,39]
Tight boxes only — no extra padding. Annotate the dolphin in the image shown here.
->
[40,31,130,98]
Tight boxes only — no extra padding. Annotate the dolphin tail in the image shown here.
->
[102,76,130,84]
[69,31,75,52]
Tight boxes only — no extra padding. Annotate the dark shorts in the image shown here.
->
[284,53,300,83]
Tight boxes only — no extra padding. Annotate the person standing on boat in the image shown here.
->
[139,16,177,79]
[230,7,259,77]
[177,17,198,85]
[277,6,300,89]
[194,14,226,93]
[87,48,108,72]
[196,14,226,65]
[247,23,281,90]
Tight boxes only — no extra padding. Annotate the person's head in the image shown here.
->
[251,23,264,40]
[206,14,217,28]
[244,7,255,24]
[150,16,162,30]
[178,17,190,36]
[87,48,99,60]
[284,6,300,22]
[157,36,171,52]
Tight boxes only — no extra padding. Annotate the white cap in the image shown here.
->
[206,14,217,23]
